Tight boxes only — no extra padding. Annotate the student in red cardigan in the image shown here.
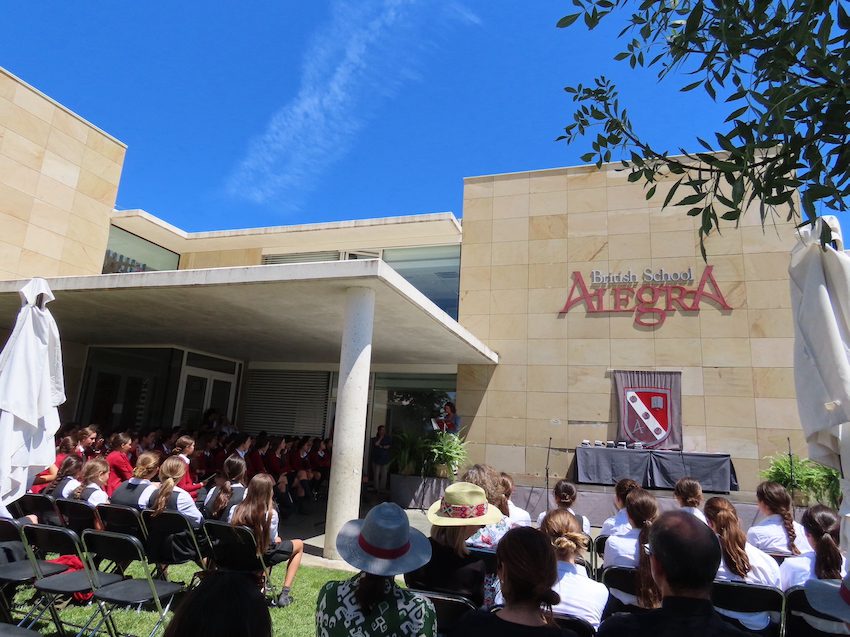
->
[105,432,135,496]
[31,436,76,494]
[245,433,270,479]
[172,435,204,500]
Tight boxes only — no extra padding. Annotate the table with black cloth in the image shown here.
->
[575,446,738,492]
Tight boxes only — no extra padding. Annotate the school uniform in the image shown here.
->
[601,508,632,536]
[175,454,203,499]
[110,478,158,510]
[536,507,591,535]
[75,483,109,506]
[552,562,609,629]
[146,486,203,527]
[602,527,641,605]
[202,483,246,520]
[680,506,708,524]
[105,451,134,496]
[779,551,849,590]
[746,514,812,555]
[507,500,531,527]
[227,507,293,562]
[47,476,81,500]
[714,542,781,631]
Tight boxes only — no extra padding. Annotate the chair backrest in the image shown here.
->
[15,494,63,526]
[21,524,85,578]
[601,566,637,596]
[55,499,100,535]
[784,585,843,637]
[711,580,784,615]
[407,589,476,633]
[82,529,146,568]
[0,517,22,543]
[203,520,264,572]
[768,553,787,565]
[553,613,596,637]
[142,509,205,566]
[594,535,609,557]
[97,504,147,540]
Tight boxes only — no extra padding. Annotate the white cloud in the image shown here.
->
[225,0,479,213]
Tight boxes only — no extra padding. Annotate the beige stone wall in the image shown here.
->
[456,165,800,492]
[179,248,263,269]
[0,68,125,279]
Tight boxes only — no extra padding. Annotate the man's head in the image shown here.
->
[649,510,721,597]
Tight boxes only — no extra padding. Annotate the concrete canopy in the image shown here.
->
[0,260,498,366]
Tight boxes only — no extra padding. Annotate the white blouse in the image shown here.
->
[507,501,531,527]
[602,526,641,606]
[60,478,81,499]
[680,506,708,524]
[714,541,781,631]
[536,507,591,535]
[601,508,631,536]
[746,514,813,555]
[552,562,609,629]
[82,483,109,506]
[780,552,848,590]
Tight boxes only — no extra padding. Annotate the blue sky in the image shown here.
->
[1,1,729,232]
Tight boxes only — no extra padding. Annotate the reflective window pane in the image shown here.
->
[103,226,180,273]
[382,245,460,319]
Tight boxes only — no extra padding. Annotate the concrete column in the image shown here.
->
[324,286,376,559]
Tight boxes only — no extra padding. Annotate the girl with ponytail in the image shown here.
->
[171,435,204,499]
[71,458,110,505]
[535,479,590,535]
[45,455,84,499]
[603,488,660,608]
[747,481,812,555]
[705,497,780,633]
[780,504,846,589]
[147,456,203,527]
[539,509,608,629]
[452,527,563,634]
[111,452,160,509]
[203,455,248,520]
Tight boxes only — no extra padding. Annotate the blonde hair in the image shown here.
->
[133,451,160,479]
[540,509,588,561]
[152,456,186,516]
[73,458,109,499]
[431,525,472,558]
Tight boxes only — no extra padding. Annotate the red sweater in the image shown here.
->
[176,455,203,498]
[105,451,134,496]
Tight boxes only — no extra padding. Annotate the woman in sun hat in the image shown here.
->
[316,502,436,637]
[405,482,503,607]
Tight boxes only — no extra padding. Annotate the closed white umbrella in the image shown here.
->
[789,216,850,551]
[0,278,65,516]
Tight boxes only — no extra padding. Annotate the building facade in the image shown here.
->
[0,66,801,493]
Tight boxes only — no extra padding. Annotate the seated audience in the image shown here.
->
[501,472,531,526]
[229,473,304,607]
[462,464,514,549]
[603,488,659,609]
[405,482,497,607]
[673,477,707,524]
[704,497,780,633]
[780,504,845,590]
[71,458,110,506]
[172,436,204,500]
[162,571,271,637]
[747,481,812,555]
[246,434,270,481]
[75,426,97,458]
[203,455,248,520]
[598,511,751,637]
[316,503,435,637]
[449,527,574,636]
[110,452,160,509]
[310,437,332,484]
[601,478,639,536]
[539,509,608,628]
[31,436,75,493]
[105,432,135,496]
[537,480,590,535]
[147,456,204,527]
[44,455,84,499]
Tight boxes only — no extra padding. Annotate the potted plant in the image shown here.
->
[428,431,468,479]
[761,453,841,508]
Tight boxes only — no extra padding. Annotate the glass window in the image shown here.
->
[103,226,180,273]
[382,245,460,319]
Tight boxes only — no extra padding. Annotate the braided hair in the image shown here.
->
[756,481,799,555]
[72,458,109,500]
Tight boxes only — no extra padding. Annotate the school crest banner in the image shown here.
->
[613,370,682,450]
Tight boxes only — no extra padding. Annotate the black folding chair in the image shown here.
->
[711,580,784,633]
[203,521,264,571]
[0,518,67,625]
[407,589,476,635]
[12,495,62,527]
[141,510,208,580]
[55,500,100,536]
[83,530,183,637]
[553,613,596,637]
[20,524,122,637]
[592,535,608,575]
[600,566,637,597]
[784,585,845,637]
[96,505,147,541]
[768,553,788,566]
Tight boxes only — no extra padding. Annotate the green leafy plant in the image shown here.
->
[390,431,428,476]
[427,431,468,478]
[761,453,841,509]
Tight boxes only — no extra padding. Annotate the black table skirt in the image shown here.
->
[575,447,738,492]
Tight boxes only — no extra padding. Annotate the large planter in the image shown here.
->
[389,474,449,509]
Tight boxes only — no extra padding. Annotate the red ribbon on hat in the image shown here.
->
[439,500,488,519]
[358,534,411,560]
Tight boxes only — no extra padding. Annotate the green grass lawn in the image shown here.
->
[11,562,353,637]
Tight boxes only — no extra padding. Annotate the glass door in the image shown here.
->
[174,352,240,429]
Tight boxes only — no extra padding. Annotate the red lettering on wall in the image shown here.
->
[560,272,604,313]
[690,266,732,310]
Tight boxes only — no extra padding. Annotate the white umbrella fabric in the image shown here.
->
[0,278,65,516]
[789,215,850,551]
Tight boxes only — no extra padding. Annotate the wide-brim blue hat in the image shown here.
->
[336,502,432,576]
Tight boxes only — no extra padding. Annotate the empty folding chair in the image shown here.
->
[141,510,208,579]
[96,505,147,541]
[0,518,67,624]
[20,524,122,637]
[407,589,476,636]
[55,500,100,536]
[553,613,596,637]
[12,496,62,528]
[82,530,183,637]
[711,580,784,634]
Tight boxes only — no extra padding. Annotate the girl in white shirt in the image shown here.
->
[539,508,608,628]
[110,451,160,509]
[147,456,204,527]
[747,481,812,556]
[600,478,639,536]
[536,480,591,535]
[704,497,781,632]
[44,455,84,500]
[780,504,844,590]
[230,473,305,607]
[602,488,659,609]
[673,477,707,524]
[71,457,110,506]
[500,472,531,526]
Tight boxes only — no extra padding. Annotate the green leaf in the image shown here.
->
[678,193,708,206]
[724,106,748,122]
[557,13,582,28]
[681,80,703,92]
[646,184,657,200]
